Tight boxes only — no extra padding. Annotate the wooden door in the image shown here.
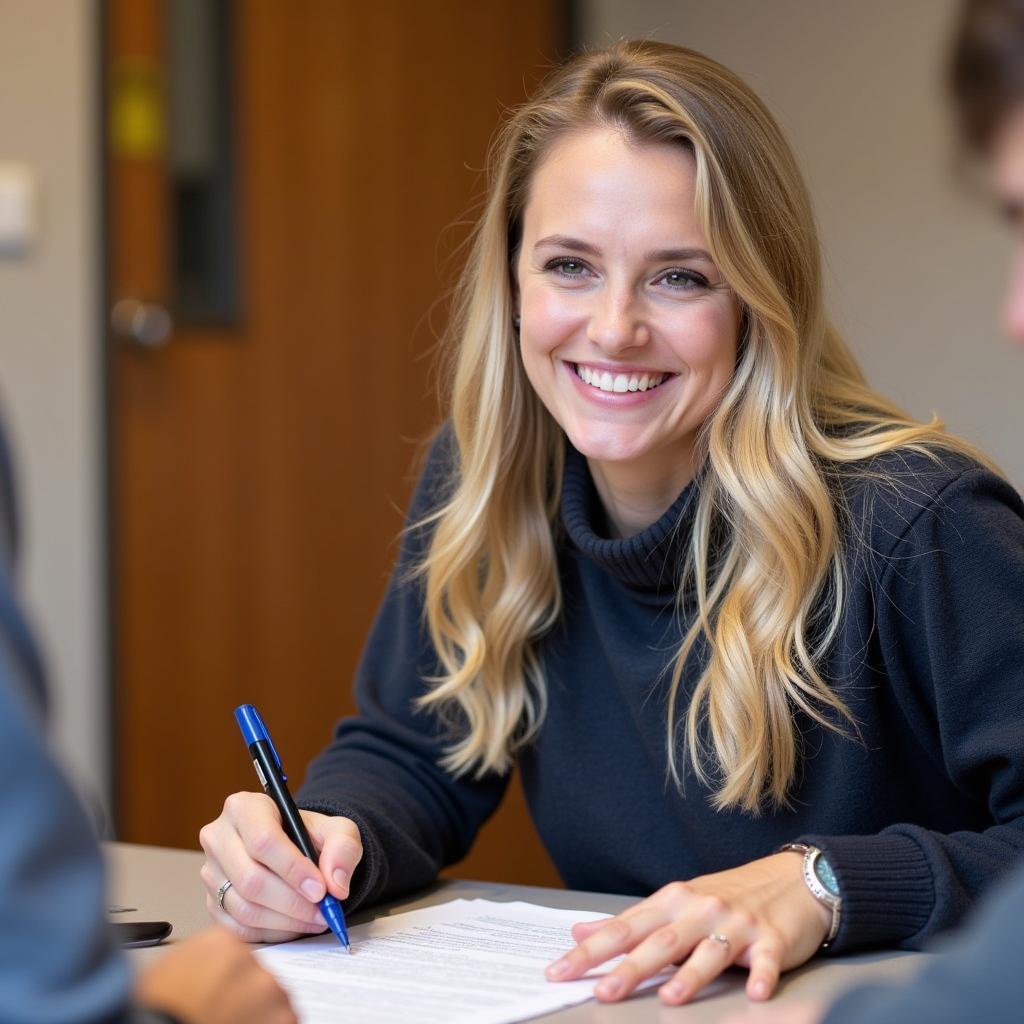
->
[107,0,565,888]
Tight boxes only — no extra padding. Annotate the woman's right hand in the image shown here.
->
[199,791,363,943]
[136,927,297,1024]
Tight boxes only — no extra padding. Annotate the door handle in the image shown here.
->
[110,298,173,349]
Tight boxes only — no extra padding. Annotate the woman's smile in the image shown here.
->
[570,360,675,393]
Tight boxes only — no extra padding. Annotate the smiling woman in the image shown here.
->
[199,40,1024,1012]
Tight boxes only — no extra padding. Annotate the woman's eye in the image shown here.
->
[546,257,590,278]
[658,268,709,291]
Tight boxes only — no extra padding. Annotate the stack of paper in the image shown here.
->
[256,898,648,1023]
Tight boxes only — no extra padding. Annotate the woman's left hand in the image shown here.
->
[545,851,831,1006]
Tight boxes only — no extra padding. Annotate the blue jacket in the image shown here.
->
[824,864,1024,1022]
[0,428,132,1024]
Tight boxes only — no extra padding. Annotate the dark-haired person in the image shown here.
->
[725,2,1024,1022]
[0,420,296,1024]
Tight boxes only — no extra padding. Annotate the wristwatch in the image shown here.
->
[778,842,842,947]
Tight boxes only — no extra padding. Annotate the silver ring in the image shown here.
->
[216,879,233,911]
[705,932,731,955]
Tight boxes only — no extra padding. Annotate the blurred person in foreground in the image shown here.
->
[725,1,1024,1021]
[0,428,296,1021]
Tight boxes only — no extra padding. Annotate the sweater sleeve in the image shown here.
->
[800,466,1024,953]
[296,427,510,911]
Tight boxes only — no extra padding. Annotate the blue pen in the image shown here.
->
[234,704,351,952]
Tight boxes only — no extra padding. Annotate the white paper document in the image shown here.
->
[256,898,645,1024]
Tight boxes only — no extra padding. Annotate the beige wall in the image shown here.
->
[0,1,105,807]
[584,0,1024,487]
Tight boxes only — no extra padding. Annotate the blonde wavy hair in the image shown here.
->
[414,41,986,813]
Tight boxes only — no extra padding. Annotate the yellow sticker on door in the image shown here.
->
[111,61,165,160]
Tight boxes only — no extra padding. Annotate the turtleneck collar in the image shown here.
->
[559,441,698,592]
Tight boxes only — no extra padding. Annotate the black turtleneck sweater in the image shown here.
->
[298,427,1024,954]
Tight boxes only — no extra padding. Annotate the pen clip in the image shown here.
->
[234,703,287,781]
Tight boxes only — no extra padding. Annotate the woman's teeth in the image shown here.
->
[574,364,668,393]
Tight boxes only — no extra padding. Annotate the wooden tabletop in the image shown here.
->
[106,843,927,1022]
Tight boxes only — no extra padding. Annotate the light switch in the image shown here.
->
[0,164,37,257]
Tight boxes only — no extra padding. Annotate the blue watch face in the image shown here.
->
[814,854,840,897]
